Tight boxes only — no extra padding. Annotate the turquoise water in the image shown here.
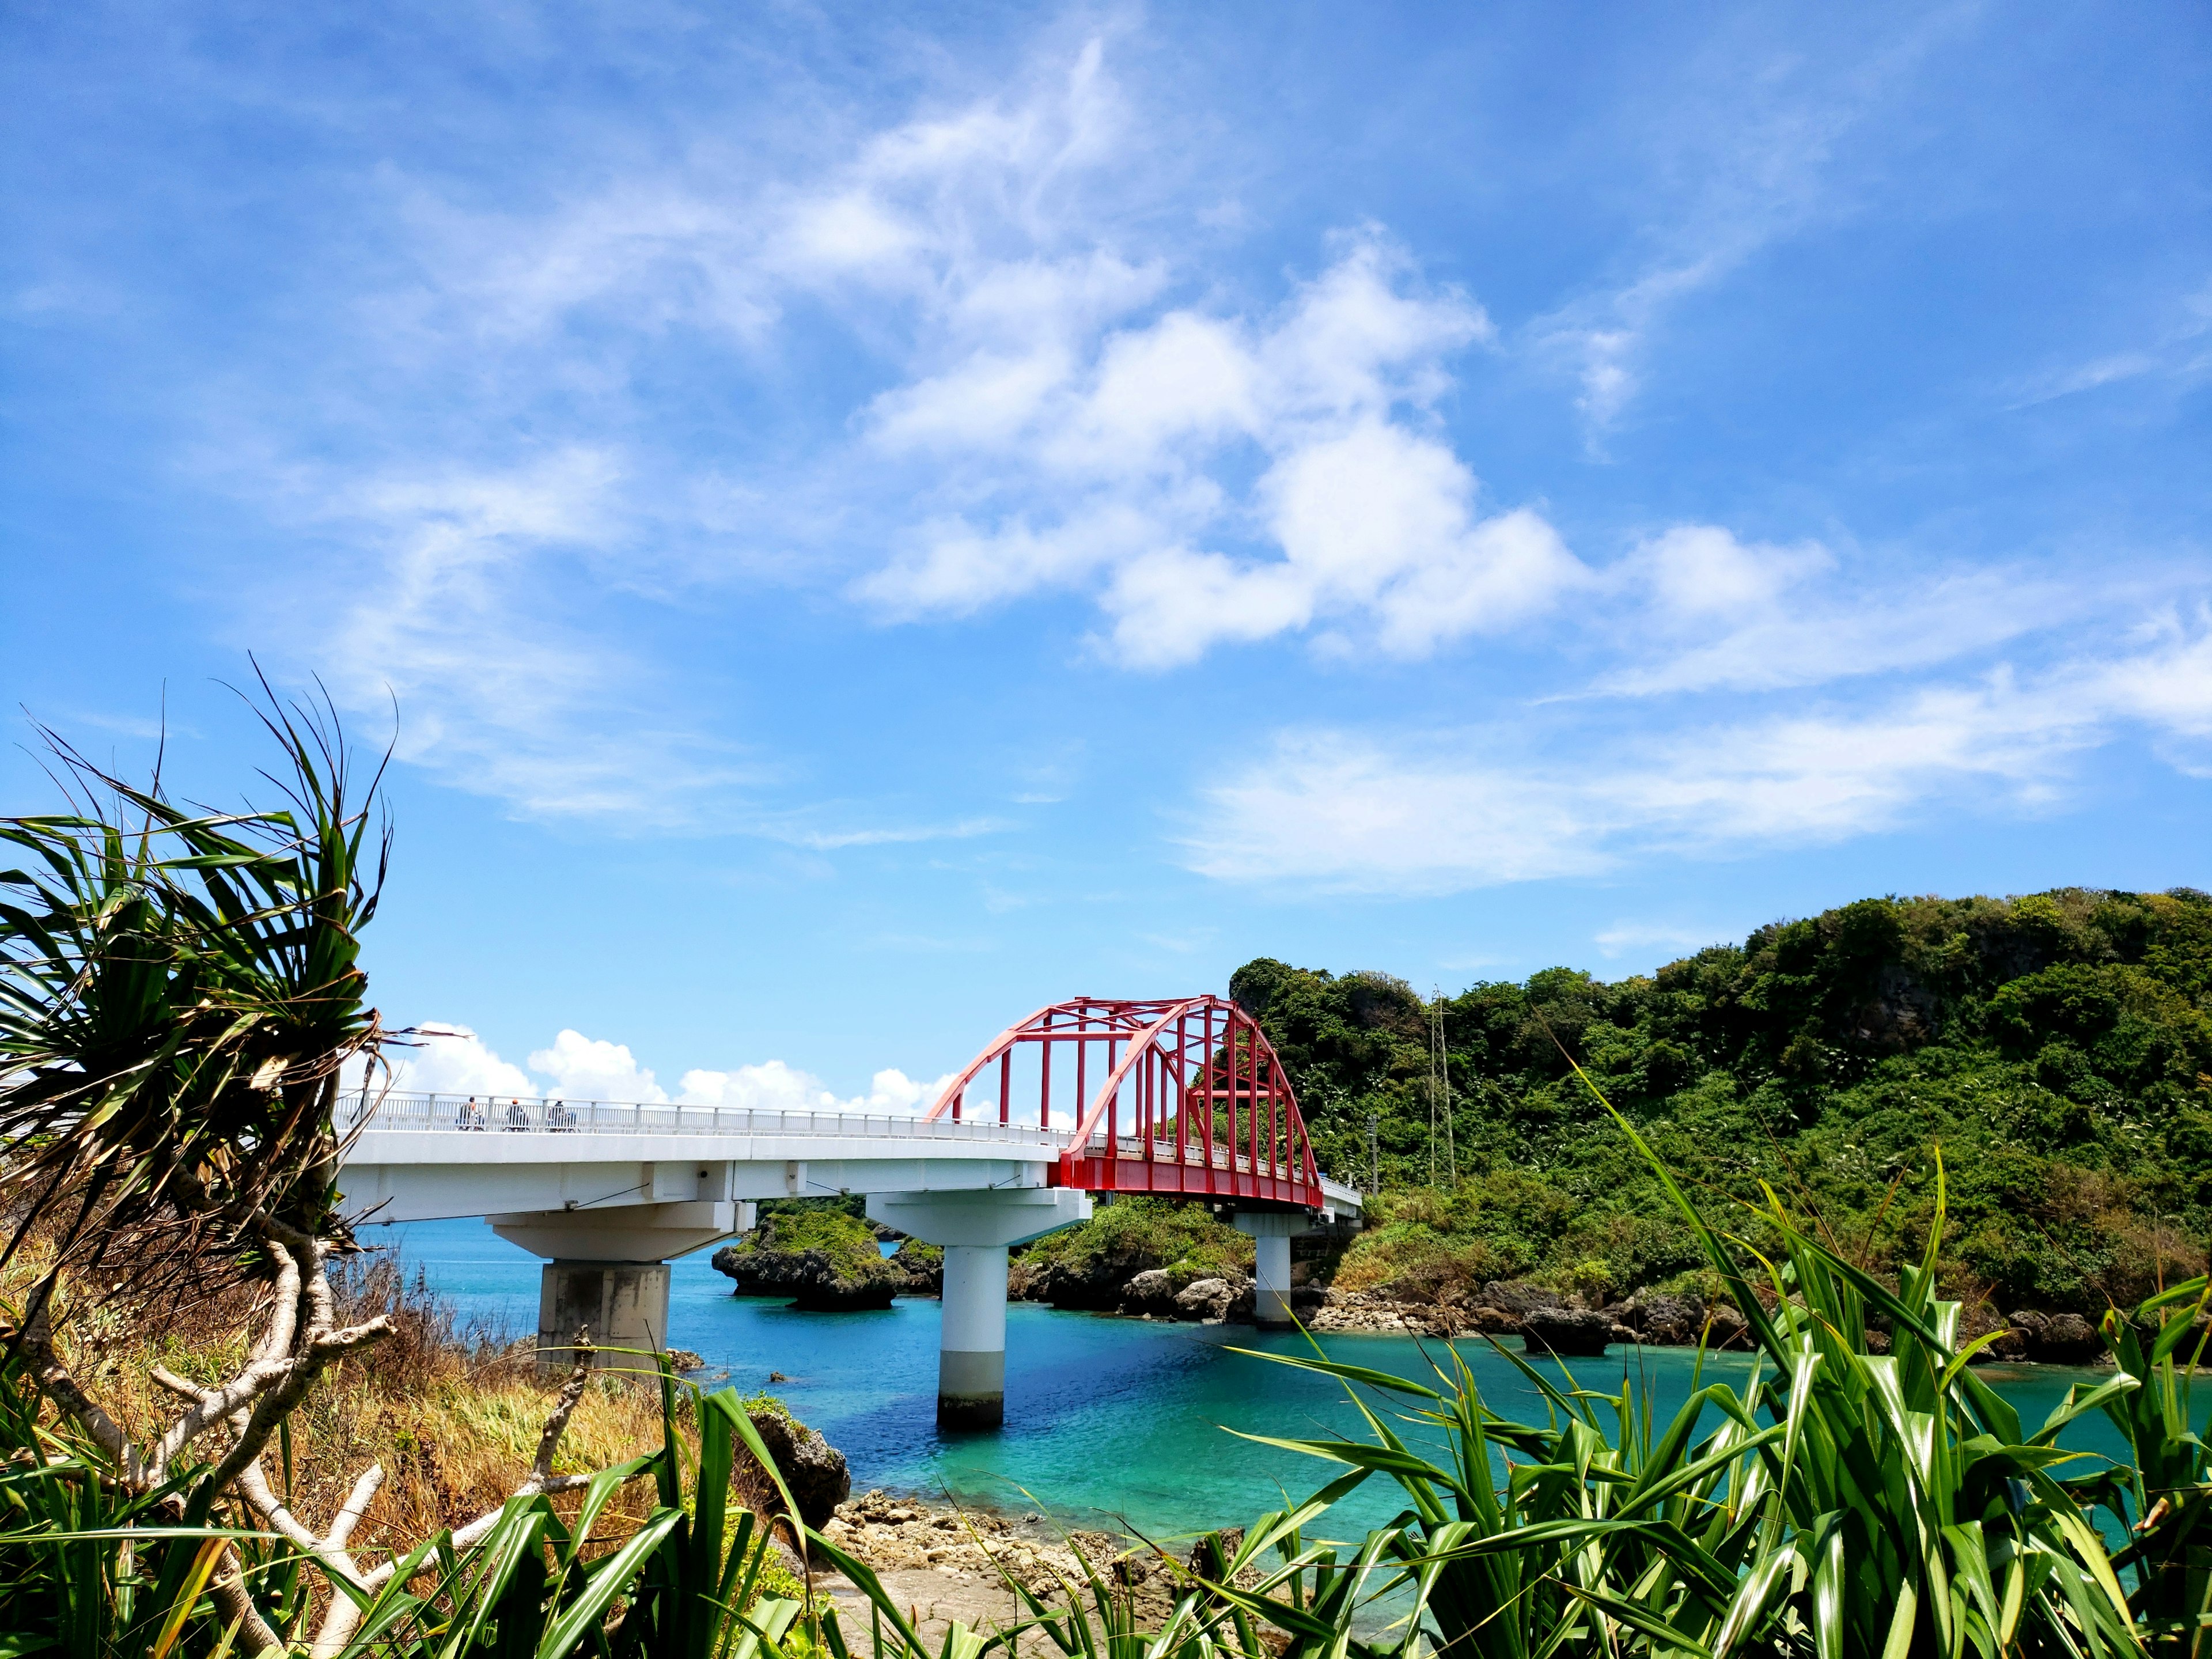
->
[374,1219,2137,1543]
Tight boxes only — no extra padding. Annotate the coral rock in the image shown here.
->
[1522,1307,1613,1357]
[744,1407,851,1531]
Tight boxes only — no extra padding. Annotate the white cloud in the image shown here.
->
[1593,524,2062,695]
[1637,522,1831,621]
[1184,731,1612,891]
[1183,623,2212,893]
[275,25,2070,790]
[356,1024,956,1116]
[202,20,2170,857]
[371,1025,535,1097]
[2006,278,2212,408]
[675,1059,836,1112]
[1530,17,1968,444]
[859,501,1169,617]
[730,814,1014,851]
[304,448,752,824]
[855,228,1569,666]
[529,1031,670,1103]
[343,1013,951,1119]
[1594,923,1728,960]
[590,1054,955,1115]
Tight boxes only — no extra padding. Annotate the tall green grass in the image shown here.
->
[6,1116,2206,1657]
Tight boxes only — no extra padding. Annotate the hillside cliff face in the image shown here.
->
[1233,888,2212,1313]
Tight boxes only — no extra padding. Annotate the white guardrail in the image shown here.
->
[339,1090,1065,1147]
[339,1091,1363,1208]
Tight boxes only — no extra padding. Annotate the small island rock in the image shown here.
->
[712,1206,906,1311]
[1522,1306,1614,1357]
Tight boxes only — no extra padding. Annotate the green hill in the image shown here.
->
[1234,887,2212,1313]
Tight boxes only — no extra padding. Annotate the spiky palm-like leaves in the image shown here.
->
[0,676,389,1296]
[2098,1279,2212,1652]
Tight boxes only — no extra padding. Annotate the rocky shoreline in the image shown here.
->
[1007,1266,2136,1367]
[1301,1283,2140,1365]
[712,1210,2142,1367]
[816,1487,1241,1646]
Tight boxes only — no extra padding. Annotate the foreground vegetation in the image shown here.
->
[10,1120,2210,1658]
[1238,887,2212,1313]
[6,684,2209,1656]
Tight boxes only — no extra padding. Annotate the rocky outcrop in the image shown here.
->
[1020,1247,1194,1313]
[892,1239,943,1296]
[1614,1291,1707,1347]
[744,1406,851,1529]
[1705,1302,1752,1350]
[1306,1290,1467,1336]
[1480,1281,1567,1320]
[711,1210,908,1311]
[1022,1260,1332,1327]
[821,1491,1188,1615]
[1522,1307,1615,1357]
[2005,1309,2104,1363]
[1120,1268,1179,1316]
[713,1241,903,1310]
[1172,1275,1253,1324]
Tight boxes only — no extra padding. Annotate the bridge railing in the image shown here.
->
[340,1090,1065,1147]
[1089,1133,1271,1175]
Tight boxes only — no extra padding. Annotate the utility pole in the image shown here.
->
[1442,996,1456,1187]
[1431,987,1457,1188]
[1426,1028,1438,1188]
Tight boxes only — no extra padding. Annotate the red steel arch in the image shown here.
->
[926,996,1323,1211]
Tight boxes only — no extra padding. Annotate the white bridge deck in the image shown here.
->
[337,1089,1362,1232]
[338,1088,1359,1407]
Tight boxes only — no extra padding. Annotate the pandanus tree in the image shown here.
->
[0,679,410,1642]
[0,675,389,1300]
[0,679,656,1654]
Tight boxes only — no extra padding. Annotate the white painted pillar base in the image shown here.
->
[1253,1233,1293,1329]
[1234,1211,1312,1330]
[537,1261,671,1374]
[938,1244,1009,1429]
[866,1187,1090,1432]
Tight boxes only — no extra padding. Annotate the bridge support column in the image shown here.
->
[489,1201,752,1373]
[539,1261,672,1369]
[1234,1212,1311,1330]
[867,1187,1091,1431]
[939,1245,1009,1429]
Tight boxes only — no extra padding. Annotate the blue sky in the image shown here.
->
[5,2,2208,1109]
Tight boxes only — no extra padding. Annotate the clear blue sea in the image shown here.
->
[373,1218,2138,1545]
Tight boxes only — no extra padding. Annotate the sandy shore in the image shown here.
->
[812,1488,1222,1648]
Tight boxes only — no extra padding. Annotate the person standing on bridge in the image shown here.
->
[505,1097,529,1130]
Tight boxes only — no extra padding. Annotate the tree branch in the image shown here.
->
[209,1548,286,1657]
[18,1294,139,1483]
[527,1329,594,1488]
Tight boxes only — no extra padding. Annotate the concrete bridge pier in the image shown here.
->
[1234,1211,1311,1330]
[868,1187,1090,1430]
[489,1199,752,1372]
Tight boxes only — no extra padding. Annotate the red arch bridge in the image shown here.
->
[340,994,1362,1429]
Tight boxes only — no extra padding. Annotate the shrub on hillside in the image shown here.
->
[1015,1198,1253,1308]
[1236,885,2212,1312]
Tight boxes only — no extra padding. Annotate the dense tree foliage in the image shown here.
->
[1233,887,2212,1312]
